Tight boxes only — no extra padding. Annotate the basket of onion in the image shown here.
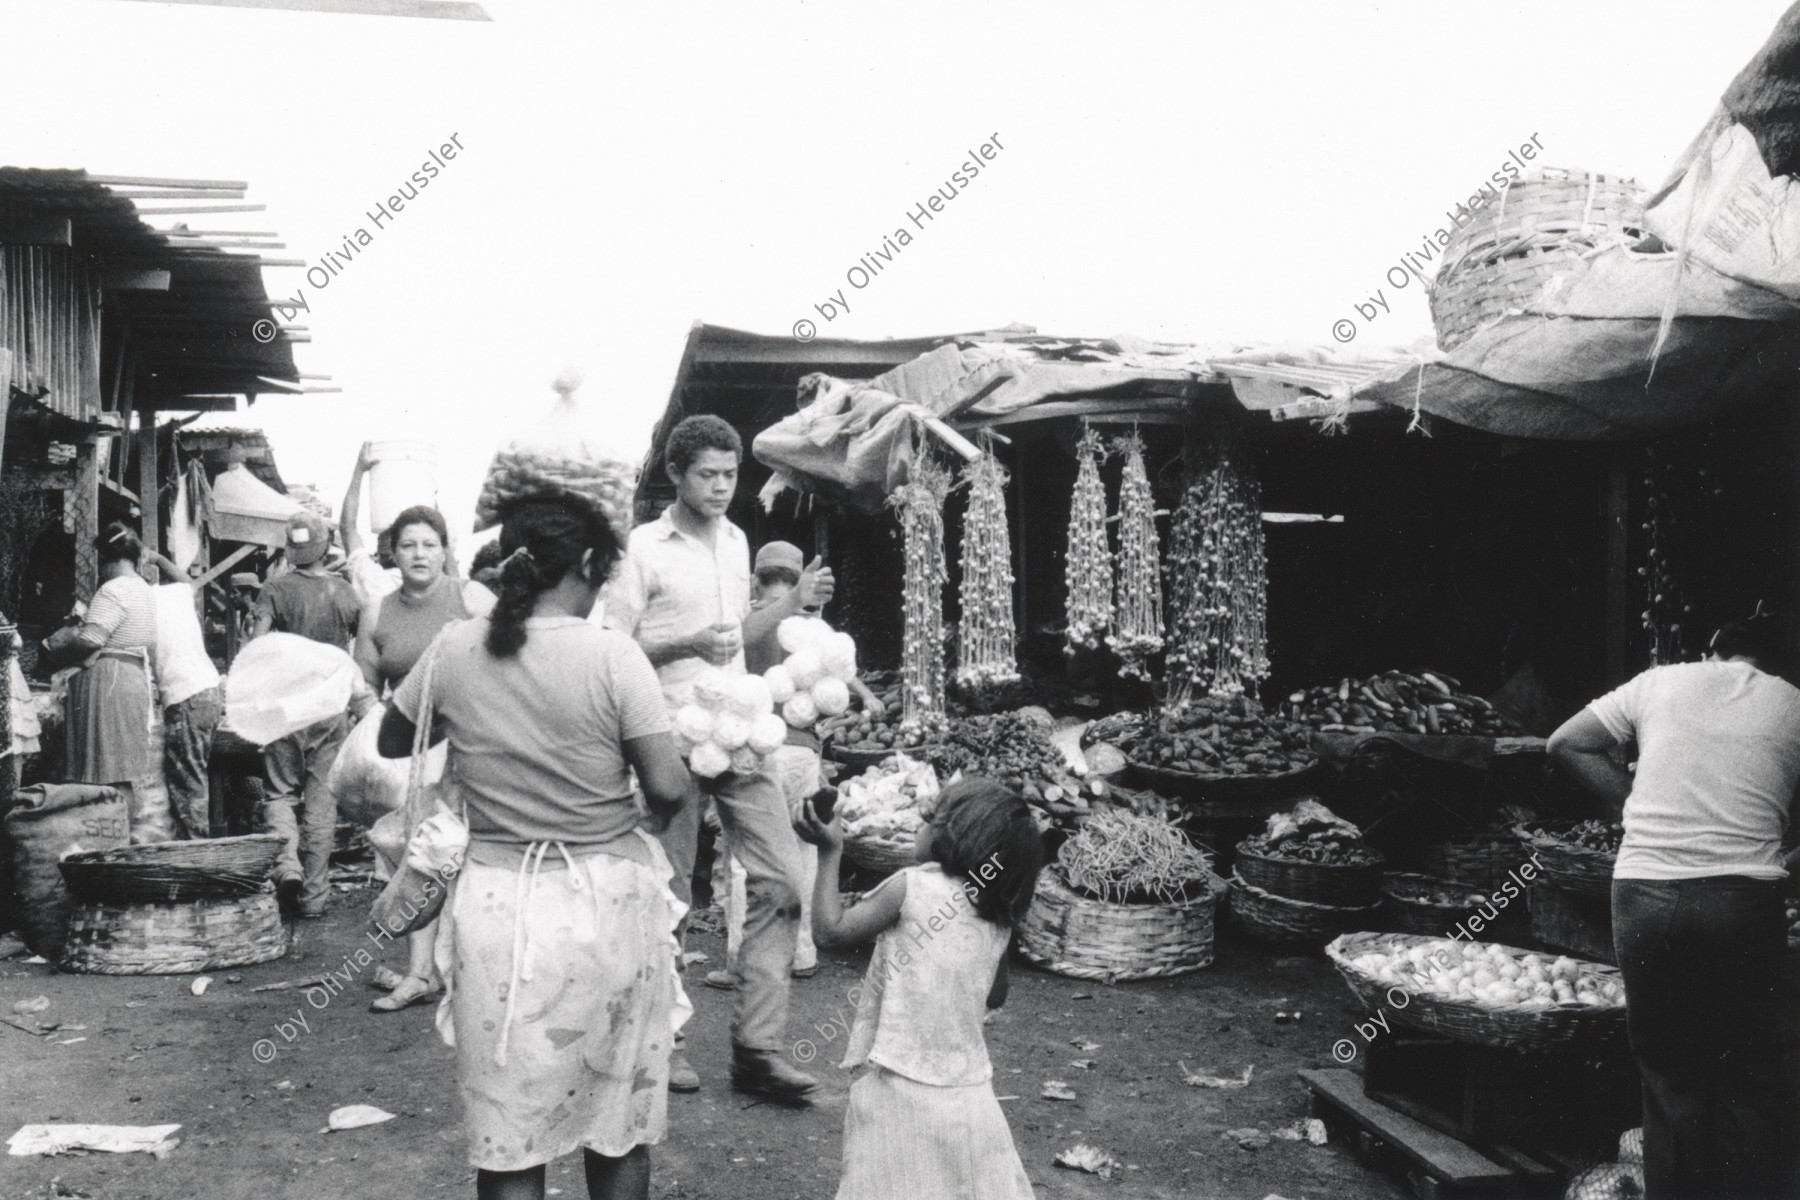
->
[1017,810,1223,983]
[1327,931,1627,1052]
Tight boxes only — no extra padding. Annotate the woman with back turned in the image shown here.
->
[1550,611,1800,1200]
[380,495,695,1200]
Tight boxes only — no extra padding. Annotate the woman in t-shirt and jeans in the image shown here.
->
[1550,614,1800,1200]
[379,495,694,1200]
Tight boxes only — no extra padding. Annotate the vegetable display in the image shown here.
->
[1281,669,1523,737]
[1240,830,1382,867]
[837,753,941,843]
[1165,432,1268,698]
[672,668,785,779]
[1346,940,1626,1010]
[1525,818,1623,855]
[762,616,861,734]
[1057,809,1213,905]
[891,453,951,742]
[955,452,1020,689]
[1123,694,1314,778]
[818,677,919,754]
[1063,425,1112,656]
[930,712,1104,813]
[1386,877,1491,908]
[1108,433,1163,680]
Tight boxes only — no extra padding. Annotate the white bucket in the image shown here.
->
[367,440,439,533]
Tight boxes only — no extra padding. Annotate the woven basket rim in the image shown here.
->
[1511,821,1618,867]
[1227,872,1380,914]
[1378,872,1488,909]
[61,833,286,865]
[1045,863,1225,912]
[1327,930,1622,984]
[1126,755,1319,786]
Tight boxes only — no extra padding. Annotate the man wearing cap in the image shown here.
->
[251,512,365,918]
[605,415,832,1106]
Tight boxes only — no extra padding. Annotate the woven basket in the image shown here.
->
[1234,839,1385,906]
[1430,168,1646,350]
[1018,869,1220,982]
[843,829,917,875]
[61,890,289,975]
[1380,873,1493,937]
[1326,931,1626,1052]
[826,742,939,770]
[1126,757,1322,803]
[1227,874,1379,948]
[1418,832,1527,891]
[59,834,287,904]
[1513,822,1616,899]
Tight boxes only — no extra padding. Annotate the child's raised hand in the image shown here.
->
[798,796,844,850]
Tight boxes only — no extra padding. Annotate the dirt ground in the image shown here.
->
[0,877,1411,1200]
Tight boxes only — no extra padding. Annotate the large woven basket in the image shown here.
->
[842,829,917,875]
[59,834,287,904]
[1430,168,1645,350]
[1234,838,1385,906]
[1018,869,1221,982]
[61,889,288,975]
[1513,821,1616,899]
[826,742,940,770]
[1418,832,1527,891]
[1326,931,1626,1052]
[1378,872,1528,940]
[1227,874,1379,949]
[1125,757,1322,803]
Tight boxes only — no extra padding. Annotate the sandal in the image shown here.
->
[369,975,438,1012]
[370,966,406,993]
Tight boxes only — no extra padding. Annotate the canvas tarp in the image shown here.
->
[208,462,301,547]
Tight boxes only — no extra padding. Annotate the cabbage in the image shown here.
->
[782,693,819,729]
[689,740,731,778]
[823,631,858,679]
[727,674,774,717]
[786,647,824,690]
[729,746,763,775]
[673,705,716,744]
[763,664,796,704]
[811,676,850,717]
[778,615,826,654]
[713,712,752,750]
[692,668,730,710]
[747,712,788,756]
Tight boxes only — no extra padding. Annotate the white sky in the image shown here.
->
[4,0,1791,542]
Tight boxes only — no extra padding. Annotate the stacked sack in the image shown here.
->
[762,616,859,731]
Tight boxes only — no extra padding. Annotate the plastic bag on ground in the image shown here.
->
[473,371,638,541]
[224,634,357,747]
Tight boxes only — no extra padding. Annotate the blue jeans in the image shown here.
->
[1612,876,1793,1199]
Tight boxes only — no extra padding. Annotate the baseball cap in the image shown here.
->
[754,541,805,577]
[285,511,331,567]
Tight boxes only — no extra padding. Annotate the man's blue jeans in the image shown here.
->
[1612,875,1792,1199]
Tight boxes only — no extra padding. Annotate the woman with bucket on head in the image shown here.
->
[378,491,694,1200]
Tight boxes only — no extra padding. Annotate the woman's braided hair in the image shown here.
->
[485,496,624,658]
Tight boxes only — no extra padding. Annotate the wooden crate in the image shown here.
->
[1528,884,1615,965]
[1362,1033,1637,1172]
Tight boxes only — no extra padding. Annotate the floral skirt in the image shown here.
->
[434,831,691,1170]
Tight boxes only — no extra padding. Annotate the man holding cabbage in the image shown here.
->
[605,414,830,1107]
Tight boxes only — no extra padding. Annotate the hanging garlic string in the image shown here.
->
[890,449,951,740]
[956,448,1020,688]
[1165,431,1268,699]
[1108,431,1163,680]
[1064,423,1112,656]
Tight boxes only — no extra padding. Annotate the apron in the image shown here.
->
[64,647,154,785]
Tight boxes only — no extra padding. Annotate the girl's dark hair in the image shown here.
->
[94,522,143,567]
[926,776,1044,925]
[469,539,505,580]
[386,505,449,549]
[485,497,623,658]
[1710,610,1787,672]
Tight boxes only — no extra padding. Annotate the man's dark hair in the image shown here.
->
[756,566,800,590]
[665,415,742,475]
[1709,610,1788,673]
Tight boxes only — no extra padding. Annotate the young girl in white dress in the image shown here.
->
[800,776,1044,1200]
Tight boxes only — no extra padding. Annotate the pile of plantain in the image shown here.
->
[1281,670,1523,737]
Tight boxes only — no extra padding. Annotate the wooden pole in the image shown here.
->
[1604,445,1631,686]
[72,434,101,598]
[137,413,161,562]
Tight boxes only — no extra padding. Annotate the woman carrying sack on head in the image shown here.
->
[378,495,694,1200]
[353,500,476,1013]
[44,525,158,809]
